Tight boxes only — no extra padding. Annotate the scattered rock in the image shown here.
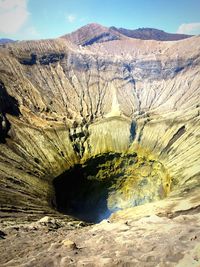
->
[62,239,77,250]
[36,216,61,229]
[38,216,52,223]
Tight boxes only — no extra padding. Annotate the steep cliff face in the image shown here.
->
[0,26,199,224]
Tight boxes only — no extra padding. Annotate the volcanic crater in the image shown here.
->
[0,23,200,267]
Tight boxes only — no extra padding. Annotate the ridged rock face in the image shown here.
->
[0,25,200,223]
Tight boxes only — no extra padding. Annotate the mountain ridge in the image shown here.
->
[110,26,193,41]
[61,23,193,46]
[0,38,15,44]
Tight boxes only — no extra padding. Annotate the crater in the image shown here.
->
[53,152,171,223]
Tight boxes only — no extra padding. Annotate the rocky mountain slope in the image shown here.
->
[0,24,200,266]
[63,23,124,46]
[62,23,192,46]
[110,26,192,41]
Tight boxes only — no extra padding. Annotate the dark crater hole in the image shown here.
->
[53,152,169,223]
[53,154,121,223]
[53,165,112,223]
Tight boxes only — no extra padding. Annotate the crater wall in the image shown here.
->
[0,36,199,221]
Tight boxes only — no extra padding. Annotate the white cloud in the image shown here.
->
[66,14,76,23]
[177,22,200,35]
[0,0,29,34]
[27,26,38,36]
[23,26,40,39]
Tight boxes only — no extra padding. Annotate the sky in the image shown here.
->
[0,0,200,40]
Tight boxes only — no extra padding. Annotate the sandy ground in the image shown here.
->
[0,211,200,267]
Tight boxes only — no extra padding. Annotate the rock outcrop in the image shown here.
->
[0,24,199,266]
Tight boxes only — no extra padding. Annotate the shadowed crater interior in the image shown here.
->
[53,152,171,223]
[0,82,21,143]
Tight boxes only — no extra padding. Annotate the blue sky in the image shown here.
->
[0,0,200,40]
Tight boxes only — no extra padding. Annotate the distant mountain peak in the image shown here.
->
[61,23,193,46]
[62,23,124,46]
[0,38,15,44]
[110,26,192,41]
